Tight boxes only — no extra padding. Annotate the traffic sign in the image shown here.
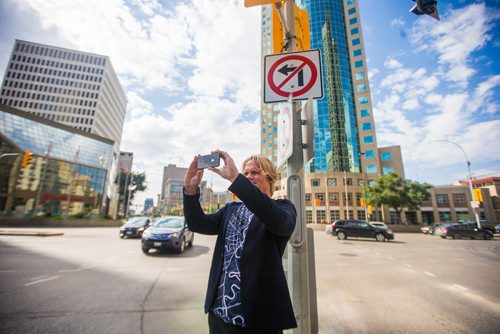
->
[277,95,293,168]
[264,49,323,103]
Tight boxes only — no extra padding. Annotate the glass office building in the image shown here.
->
[0,104,113,216]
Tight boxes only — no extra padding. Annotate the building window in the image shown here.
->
[327,178,336,187]
[355,72,365,80]
[381,152,392,161]
[359,96,369,104]
[362,122,372,131]
[367,164,377,174]
[306,210,312,224]
[305,193,311,202]
[311,179,320,187]
[436,194,448,204]
[365,150,375,159]
[351,27,359,35]
[315,193,325,204]
[330,210,340,221]
[344,210,354,220]
[329,193,339,202]
[360,109,370,117]
[439,211,452,222]
[349,17,358,25]
[453,194,466,203]
[316,210,326,223]
[363,136,373,144]
[353,49,362,57]
[355,60,363,68]
[357,83,366,92]
[352,38,360,46]
[383,166,394,174]
[348,7,356,15]
[357,210,366,220]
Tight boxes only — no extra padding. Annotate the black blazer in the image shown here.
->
[183,174,297,332]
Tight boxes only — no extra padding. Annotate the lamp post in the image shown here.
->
[435,139,481,228]
[125,183,136,218]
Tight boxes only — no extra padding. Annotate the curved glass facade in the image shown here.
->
[302,0,360,173]
[0,105,113,216]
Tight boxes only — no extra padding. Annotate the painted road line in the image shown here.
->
[25,275,59,286]
[58,265,95,273]
[424,271,436,277]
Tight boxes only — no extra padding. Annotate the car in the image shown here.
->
[438,223,494,240]
[331,219,394,242]
[496,223,500,233]
[119,216,152,238]
[141,216,194,254]
[369,221,388,229]
[325,223,334,235]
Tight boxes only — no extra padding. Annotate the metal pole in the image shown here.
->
[436,140,481,228]
[344,171,349,219]
[280,1,312,333]
[34,143,51,215]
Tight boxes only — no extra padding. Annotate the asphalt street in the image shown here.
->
[0,228,499,333]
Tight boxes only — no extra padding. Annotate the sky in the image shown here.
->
[0,0,499,210]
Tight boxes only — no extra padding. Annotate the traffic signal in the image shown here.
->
[272,4,310,54]
[368,205,373,215]
[21,151,33,168]
[360,198,366,207]
[409,0,440,21]
[473,188,483,202]
[315,198,321,206]
[232,193,237,201]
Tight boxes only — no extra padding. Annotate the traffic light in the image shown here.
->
[409,0,440,21]
[473,188,483,202]
[21,151,33,168]
[272,4,310,54]
[232,193,237,201]
[360,198,366,207]
[315,198,321,206]
[368,205,373,215]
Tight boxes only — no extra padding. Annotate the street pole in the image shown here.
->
[34,142,52,215]
[344,171,349,219]
[279,1,312,333]
[436,140,481,228]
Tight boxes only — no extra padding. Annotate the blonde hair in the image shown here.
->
[242,155,278,195]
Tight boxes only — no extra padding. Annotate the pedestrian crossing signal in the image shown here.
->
[22,151,33,168]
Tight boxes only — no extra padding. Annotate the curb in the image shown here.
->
[0,230,64,237]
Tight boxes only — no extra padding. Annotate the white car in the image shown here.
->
[325,224,334,235]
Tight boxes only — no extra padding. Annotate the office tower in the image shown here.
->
[261,0,404,223]
[0,40,127,150]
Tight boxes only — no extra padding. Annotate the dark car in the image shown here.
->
[439,223,494,240]
[119,216,152,238]
[331,219,394,242]
[141,216,194,254]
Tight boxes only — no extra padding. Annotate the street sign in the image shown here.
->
[277,95,293,168]
[264,49,323,103]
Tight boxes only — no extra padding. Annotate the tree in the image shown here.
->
[366,172,431,224]
[116,171,147,215]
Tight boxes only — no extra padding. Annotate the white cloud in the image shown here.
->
[410,2,494,87]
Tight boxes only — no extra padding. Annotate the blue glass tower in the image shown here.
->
[302,0,361,173]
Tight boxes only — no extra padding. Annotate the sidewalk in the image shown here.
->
[0,229,64,236]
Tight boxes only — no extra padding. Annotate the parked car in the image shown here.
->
[141,216,194,254]
[119,216,152,238]
[496,223,500,233]
[439,223,494,240]
[331,219,394,242]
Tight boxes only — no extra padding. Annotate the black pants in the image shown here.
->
[208,312,283,334]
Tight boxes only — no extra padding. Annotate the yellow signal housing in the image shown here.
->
[360,198,366,207]
[368,205,373,215]
[315,198,321,206]
[21,151,33,168]
[473,188,483,202]
[272,4,310,54]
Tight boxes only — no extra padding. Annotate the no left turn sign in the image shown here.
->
[264,49,323,103]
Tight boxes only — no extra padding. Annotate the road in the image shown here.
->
[0,228,499,333]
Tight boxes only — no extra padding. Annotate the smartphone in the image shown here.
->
[197,153,221,169]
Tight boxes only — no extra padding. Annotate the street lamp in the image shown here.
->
[434,139,481,228]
